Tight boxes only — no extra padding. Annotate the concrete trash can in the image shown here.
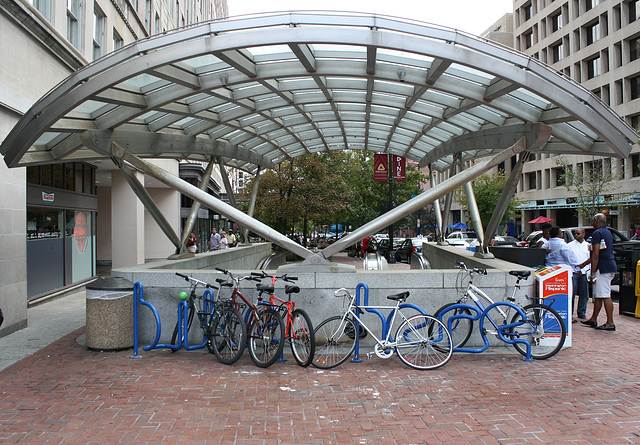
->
[86,277,134,350]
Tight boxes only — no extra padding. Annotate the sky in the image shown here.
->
[228,0,514,36]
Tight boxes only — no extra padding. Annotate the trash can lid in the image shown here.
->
[87,276,134,291]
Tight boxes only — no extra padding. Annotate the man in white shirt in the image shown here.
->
[568,228,591,320]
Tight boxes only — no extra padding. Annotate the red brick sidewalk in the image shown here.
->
[1,303,639,444]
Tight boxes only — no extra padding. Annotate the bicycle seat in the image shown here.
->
[509,271,531,279]
[386,291,410,301]
[285,285,300,294]
[216,278,233,287]
[256,284,274,293]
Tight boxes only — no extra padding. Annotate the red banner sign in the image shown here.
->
[374,154,388,182]
[374,154,406,182]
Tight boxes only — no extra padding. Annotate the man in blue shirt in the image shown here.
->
[580,213,617,331]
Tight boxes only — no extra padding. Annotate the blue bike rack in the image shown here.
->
[351,283,427,363]
[131,282,213,358]
[441,301,534,361]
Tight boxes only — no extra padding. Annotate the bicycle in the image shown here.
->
[312,284,452,370]
[433,262,566,360]
[252,271,315,367]
[215,268,286,368]
[171,273,246,365]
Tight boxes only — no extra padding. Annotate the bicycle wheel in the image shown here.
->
[170,302,195,351]
[508,303,566,360]
[311,316,357,369]
[289,309,315,367]
[209,305,246,365]
[433,302,473,348]
[247,308,285,368]
[395,314,452,370]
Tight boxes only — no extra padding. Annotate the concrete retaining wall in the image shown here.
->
[113,244,536,349]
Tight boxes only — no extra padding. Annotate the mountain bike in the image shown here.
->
[433,262,566,360]
[312,286,452,370]
[171,273,246,364]
[215,268,286,367]
[252,271,315,367]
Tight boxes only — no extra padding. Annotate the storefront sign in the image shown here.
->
[42,192,55,203]
[74,212,89,253]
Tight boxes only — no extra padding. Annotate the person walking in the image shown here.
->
[567,228,591,321]
[208,228,221,251]
[581,213,617,331]
[219,231,229,249]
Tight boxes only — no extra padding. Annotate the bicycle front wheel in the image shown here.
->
[247,308,285,368]
[289,309,315,367]
[395,315,452,370]
[508,303,566,360]
[312,316,357,369]
[209,305,246,365]
[433,302,473,348]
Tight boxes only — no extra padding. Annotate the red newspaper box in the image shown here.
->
[535,265,572,347]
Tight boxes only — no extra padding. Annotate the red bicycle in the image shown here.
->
[215,268,285,367]
[252,272,315,367]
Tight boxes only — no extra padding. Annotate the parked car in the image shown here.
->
[492,235,520,247]
[394,238,425,263]
[445,231,477,249]
[378,238,403,260]
[524,229,572,247]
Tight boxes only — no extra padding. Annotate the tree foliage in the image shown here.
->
[241,151,429,237]
[556,156,619,220]
[455,170,522,230]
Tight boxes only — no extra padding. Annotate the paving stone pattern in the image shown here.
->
[1,303,639,444]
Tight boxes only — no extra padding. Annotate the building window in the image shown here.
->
[630,0,640,23]
[554,167,565,186]
[587,57,601,79]
[632,115,640,131]
[524,31,533,49]
[524,3,532,21]
[29,0,52,20]
[631,75,640,100]
[552,41,564,62]
[113,29,123,51]
[552,11,563,32]
[93,4,106,61]
[586,22,600,45]
[155,12,160,35]
[586,0,600,11]
[66,0,82,49]
[630,36,640,61]
[145,0,151,32]
[632,154,640,177]
[528,172,537,189]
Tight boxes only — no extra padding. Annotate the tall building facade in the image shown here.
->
[0,0,228,337]
[513,0,640,233]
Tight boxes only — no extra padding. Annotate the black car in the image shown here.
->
[395,238,424,264]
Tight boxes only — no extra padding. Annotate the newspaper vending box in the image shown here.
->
[535,265,572,347]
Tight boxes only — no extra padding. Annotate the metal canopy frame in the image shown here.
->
[1,11,637,263]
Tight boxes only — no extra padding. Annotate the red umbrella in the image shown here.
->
[528,216,554,224]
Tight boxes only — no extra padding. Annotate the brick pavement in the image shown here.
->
[1,301,640,444]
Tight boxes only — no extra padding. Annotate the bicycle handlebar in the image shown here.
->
[175,272,217,289]
[456,262,487,275]
[252,270,298,283]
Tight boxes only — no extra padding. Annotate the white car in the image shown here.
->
[445,231,477,249]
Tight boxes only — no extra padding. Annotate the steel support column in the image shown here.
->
[461,161,485,249]
[179,157,216,252]
[116,160,182,251]
[243,167,261,243]
[430,168,444,243]
[482,151,530,252]
[323,141,527,259]
[112,145,324,263]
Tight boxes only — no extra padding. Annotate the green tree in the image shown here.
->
[455,170,522,229]
[556,156,619,221]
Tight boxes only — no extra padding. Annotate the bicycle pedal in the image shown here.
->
[366,352,375,360]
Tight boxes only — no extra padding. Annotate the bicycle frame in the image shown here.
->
[334,283,428,362]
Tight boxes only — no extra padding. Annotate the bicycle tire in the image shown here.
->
[395,314,453,370]
[289,309,315,367]
[209,305,246,365]
[508,303,566,360]
[247,308,285,368]
[433,302,473,348]
[311,316,357,369]
[170,302,195,351]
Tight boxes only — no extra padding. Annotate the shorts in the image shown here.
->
[593,270,615,298]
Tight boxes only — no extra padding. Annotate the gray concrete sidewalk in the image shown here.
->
[0,290,86,372]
